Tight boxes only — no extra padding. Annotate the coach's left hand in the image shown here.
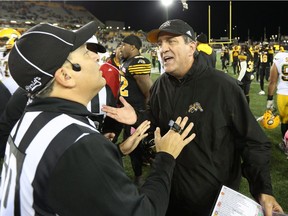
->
[259,193,284,216]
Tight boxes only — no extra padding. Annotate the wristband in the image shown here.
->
[267,95,273,100]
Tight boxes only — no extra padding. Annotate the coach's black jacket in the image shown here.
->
[136,60,273,216]
[1,97,175,216]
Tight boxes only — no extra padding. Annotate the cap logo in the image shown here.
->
[186,31,192,37]
[160,21,171,29]
[25,76,42,92]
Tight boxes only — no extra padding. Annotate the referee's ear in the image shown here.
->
[54,67,76,88]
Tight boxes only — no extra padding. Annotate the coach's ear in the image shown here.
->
[189,41,198,58]
[193,49,199,58]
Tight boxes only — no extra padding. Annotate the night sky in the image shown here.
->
[69,1,288,42]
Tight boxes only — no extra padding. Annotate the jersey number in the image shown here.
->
[120,75,129,97]
[281,63,288,81]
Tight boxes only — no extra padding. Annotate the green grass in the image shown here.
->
[122,55,288,212]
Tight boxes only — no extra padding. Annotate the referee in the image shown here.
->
[0,21,195,215]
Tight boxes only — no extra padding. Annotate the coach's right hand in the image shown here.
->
[154,116,195,159]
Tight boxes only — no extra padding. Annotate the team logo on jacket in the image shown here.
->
[137,59,146,64]
[188,102,203,113]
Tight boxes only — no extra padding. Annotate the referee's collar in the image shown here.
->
[26,97,97,120]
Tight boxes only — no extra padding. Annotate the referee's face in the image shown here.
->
[66,45,106,101]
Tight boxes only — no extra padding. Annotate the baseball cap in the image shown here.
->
[147,19,195,43]
[122,34,142,50]
[86,35,106,53]
[196,33,208,43]
[8,21,97,94]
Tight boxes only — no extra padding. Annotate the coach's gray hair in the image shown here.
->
[182,35,199,58]
[183,35,195,44]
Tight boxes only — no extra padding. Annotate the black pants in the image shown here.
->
[151,58,156,68]
[259,64,270,91]
[255,66,260,81]
[221,59,227,70]
[232,60,238,74]
[241,80,252,104]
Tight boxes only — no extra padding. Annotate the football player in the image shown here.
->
[232,45,240,74]
[220,45,229,73]
[258,42,273,95]
[253,44,261,82]
[119,34,153,186]
[266,51,288,155]
[100,44,121,100]
[196,33,216,68]
[0,28,21,95]
[0,28,21,116]
[237,45,254,104]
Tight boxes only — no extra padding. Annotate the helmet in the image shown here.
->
[141,132,156,163]
[0,28,21,50]
[259,110,280,129]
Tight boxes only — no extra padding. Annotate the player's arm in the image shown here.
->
[237,54,247,81]
[267,63,278,97]
[266,63,278,109]
[134,74,153,104]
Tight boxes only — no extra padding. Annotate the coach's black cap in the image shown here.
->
[147,19,195,43]
[9,21,97,94]
[122,34,142,50]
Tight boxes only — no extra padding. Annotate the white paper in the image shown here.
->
[211,185,287,216]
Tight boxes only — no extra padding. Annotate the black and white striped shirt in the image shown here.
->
[0,98,99,215]
[0,97,175,216]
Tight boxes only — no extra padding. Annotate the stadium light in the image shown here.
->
[161,0,173,20]
[161,0,173,7]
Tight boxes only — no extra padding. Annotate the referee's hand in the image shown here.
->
[118,120,150,155]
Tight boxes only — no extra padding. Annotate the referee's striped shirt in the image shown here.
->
[0,97,98,215]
